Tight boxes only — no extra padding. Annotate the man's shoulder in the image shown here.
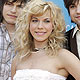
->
[0,23,7,34]
[65,28,75,36]
[0,23,5,30]
[66,28,74,34]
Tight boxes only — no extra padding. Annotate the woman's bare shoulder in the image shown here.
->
[58,48,73,56]
[12,54,20,65]
[58,48,79,65]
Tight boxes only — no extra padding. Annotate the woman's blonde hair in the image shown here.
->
[14,0,66,58]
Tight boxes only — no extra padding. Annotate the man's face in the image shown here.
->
[2,1,24,25]
[69,1,80,28]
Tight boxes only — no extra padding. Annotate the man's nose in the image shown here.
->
[76,5,80,14]
[11,6,17,13]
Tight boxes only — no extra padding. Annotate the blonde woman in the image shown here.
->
[11,0,80,80]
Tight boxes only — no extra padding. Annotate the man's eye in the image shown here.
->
[32,20,38,22]
[17,5,24,8]
[70,5,76,8]
[6,2,13,5]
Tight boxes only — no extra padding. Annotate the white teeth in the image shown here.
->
[36,32,46,35]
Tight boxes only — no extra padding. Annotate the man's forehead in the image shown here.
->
[6,0,25,5]
[7,0,24,3]
[72,0,79,4]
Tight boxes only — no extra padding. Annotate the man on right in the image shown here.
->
[63,0,80,80]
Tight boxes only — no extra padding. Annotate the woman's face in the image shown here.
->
[30,10,53,43]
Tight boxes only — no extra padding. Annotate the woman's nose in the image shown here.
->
[37,21,43,29]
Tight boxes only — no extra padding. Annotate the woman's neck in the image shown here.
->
[34,39,48,49]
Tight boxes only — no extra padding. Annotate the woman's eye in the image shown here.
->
[32,20,38,22]
[44,20,50,23]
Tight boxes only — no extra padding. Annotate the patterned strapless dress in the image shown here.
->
[13,69,67,80]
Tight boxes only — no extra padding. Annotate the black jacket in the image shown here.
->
[65,28,79,80]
